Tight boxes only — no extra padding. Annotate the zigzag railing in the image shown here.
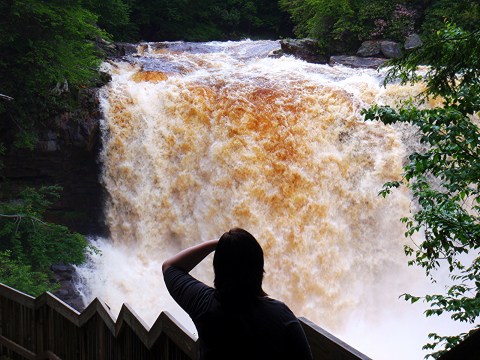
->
[0,283,197,360]
[0,283,371,360]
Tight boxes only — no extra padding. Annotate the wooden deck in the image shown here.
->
[0,283,371,359]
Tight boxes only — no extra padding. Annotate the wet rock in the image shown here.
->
[380,41,402,58]
[55,288,70,297]
[51,263,85,311]
[268,48,284,58]
[96,38,139,58]
[357,41,382,57]
[357,40,403,59]
[114,42,139,57]
[404,33,423,50]
[280,38,328,64]
[51,264,74,273]
[330,55,387,69]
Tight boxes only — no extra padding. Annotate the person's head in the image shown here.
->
[213,228,266,303]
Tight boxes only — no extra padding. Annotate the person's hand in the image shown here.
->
[162,239,218,273]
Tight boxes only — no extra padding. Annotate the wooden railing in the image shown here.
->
[0,283,371,360]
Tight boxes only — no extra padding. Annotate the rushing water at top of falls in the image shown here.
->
[76,40,471,359]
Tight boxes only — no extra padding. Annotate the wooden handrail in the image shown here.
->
[299,317,372,360]
[0,283,198,359]
[1,283,372,360]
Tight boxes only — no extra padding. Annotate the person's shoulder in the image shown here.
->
[260,297,297,319]
[261,296,289,308]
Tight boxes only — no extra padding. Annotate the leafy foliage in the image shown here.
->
[363,24,480,358]
[0,0,106,92]
[280,0,420,55]
[82,0,135,41]
[0,0,107,148]
[0,186,94,296]
[421,0,480,37]
[280,0,480,57]
[0,250,55,296]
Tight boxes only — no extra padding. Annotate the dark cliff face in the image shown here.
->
[1,88,107,236]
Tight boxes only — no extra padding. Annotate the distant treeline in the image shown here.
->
[85,0,294,41]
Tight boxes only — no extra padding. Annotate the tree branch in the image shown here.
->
[0,213,48,226]
[0,94,14,101]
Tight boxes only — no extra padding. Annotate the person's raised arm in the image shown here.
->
[162,240,218,274]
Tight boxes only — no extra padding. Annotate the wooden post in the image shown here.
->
[98,316,105,360]
[36,306,45,358]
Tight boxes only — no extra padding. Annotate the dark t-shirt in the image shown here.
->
[164,266,313,360]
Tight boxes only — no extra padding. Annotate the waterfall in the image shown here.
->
[76,40,469,359]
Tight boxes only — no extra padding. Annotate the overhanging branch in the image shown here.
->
[0,94,14,101]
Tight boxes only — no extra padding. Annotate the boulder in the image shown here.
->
[96,39,138,58]
[279,38,328,64]
[51,263,85,311]
[380,41,403,58]
[115,42,142,57]
[268,49,283,59]
[357,40,403,59]
[51,264,74,273]
[404,33,423,50]
[330,55,387,69]
[357,41,382,57]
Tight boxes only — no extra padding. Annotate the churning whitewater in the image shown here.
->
[76,40,467,359]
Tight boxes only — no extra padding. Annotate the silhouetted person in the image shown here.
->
[163,228,313,360]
